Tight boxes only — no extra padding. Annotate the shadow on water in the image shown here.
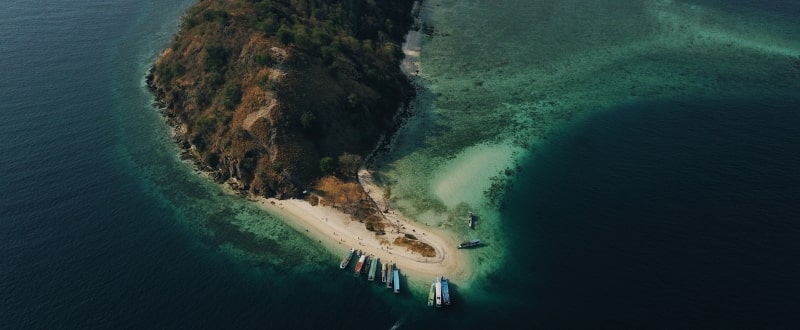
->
[396,271,408,297]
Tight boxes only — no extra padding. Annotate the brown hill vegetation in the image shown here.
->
[148,0,417,202]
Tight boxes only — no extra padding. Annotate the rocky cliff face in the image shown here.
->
[148,0,417,198]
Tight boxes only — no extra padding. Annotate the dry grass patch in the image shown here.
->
[313,176,386,232]
[393,235,436,258]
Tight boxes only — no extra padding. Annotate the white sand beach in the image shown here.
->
[246,169,471,285]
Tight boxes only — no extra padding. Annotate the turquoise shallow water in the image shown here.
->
[2,0,800,328]
[375,0,800,291]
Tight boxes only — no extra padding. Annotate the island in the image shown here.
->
[147,0,470,282]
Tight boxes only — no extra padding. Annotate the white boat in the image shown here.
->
[458,239,481,249]
[434,279,442,307]
[339,248,354,269]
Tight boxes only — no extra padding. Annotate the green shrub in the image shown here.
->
[327,61,339,76]
[242,156,257,172]
[271,162,284,173]
[203,9,228,25]
[300,111,316,130]
[222,84,243,109]
[254,53,273,66]
[319,156,336,174]
[277,25,293,45]
[190,134,206,151]
[207,71,224,87]
[195,115,216,135]
[312,29,332,46]
[213,107,232,124]
[294,30,312,50]
[204,45,228,71]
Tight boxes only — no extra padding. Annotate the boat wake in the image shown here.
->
[389,316,405,330]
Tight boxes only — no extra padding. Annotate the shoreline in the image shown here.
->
[150,0,469,288]
[218,167,472,287]
[250,1,469,288]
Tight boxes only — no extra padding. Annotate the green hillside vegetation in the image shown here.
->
[148,0,417,199]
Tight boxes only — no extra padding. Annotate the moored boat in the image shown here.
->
[381,263,388,283]
[393,267,400,294]
[354,254,366,277]
[428,281,436,306]
[368,257,379,281]
[468,211,474,229]
[386,263,394,288]
[434,279,442,307]
[340,248,355,269]
[458,239,481,249]
[362,255,371,274]
[441,276,451,305]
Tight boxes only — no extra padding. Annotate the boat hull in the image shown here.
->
[458,239,481,249]
[386,264,393,288]
[393,269,400,293]
[354,255,366,276]
[428,282,436,306]
[441,276,451,305]
[368,258,378,281]
[339,248,354,269]
[434,280,442,307]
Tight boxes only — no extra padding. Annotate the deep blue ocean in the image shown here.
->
[2,0,800,329]
[503,97,800,328]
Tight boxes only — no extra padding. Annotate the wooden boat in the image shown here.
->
[441,276,451,305]
[353,254,366,277]
[361,255,371,274]
[386,263,394,288]
[368,257,379,281]
[393,267,400,293]
[428,281,436,306]
[458,239,481,249]
[339,248,355,269]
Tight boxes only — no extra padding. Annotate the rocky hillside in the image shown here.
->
[148,0,417,198]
